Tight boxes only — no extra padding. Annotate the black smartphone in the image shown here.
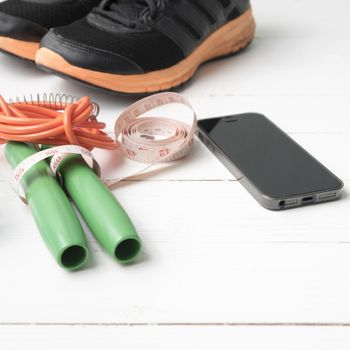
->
[197,113,344,210]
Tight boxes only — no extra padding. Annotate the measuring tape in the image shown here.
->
[11,92,197,201]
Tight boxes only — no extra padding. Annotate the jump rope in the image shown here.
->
[0,92,197,270]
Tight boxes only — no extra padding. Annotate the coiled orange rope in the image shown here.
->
[0,95,117,150]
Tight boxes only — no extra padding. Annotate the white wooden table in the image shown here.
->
[0,0,349,348]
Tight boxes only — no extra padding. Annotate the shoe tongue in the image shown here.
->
[109,0,148,19]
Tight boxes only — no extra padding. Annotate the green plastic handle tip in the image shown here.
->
[58,155,142,264]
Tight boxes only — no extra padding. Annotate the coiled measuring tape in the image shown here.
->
[11,92,197,201]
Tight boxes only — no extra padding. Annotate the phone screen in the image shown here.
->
[197,113,342,199]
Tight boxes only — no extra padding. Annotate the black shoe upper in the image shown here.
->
[0,0,101,41]
[40,0,251,74]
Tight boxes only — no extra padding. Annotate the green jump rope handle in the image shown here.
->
[5,142,89,270]
[58,154,142,264]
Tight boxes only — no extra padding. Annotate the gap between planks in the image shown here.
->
[1,322,350,327]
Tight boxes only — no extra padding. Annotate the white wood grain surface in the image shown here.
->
[0,0,349,348]
[2,326,350,350]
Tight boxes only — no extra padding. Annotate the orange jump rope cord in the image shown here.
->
[0,95,118,150]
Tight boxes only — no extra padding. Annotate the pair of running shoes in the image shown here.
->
[0,0,255,95]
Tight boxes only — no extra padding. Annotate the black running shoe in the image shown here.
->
[0,0,101,61]
[36,0,255,95]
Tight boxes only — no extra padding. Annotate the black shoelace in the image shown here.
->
[93,0,166,28]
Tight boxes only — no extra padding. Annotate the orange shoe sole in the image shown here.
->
[0,36,39,61]
[36,8,255,95]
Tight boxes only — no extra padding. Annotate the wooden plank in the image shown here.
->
[253,0,350,38]
[1,326,350,350]
[0,181,349,323]
[1,180,349,241]
[185,38,350,97]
